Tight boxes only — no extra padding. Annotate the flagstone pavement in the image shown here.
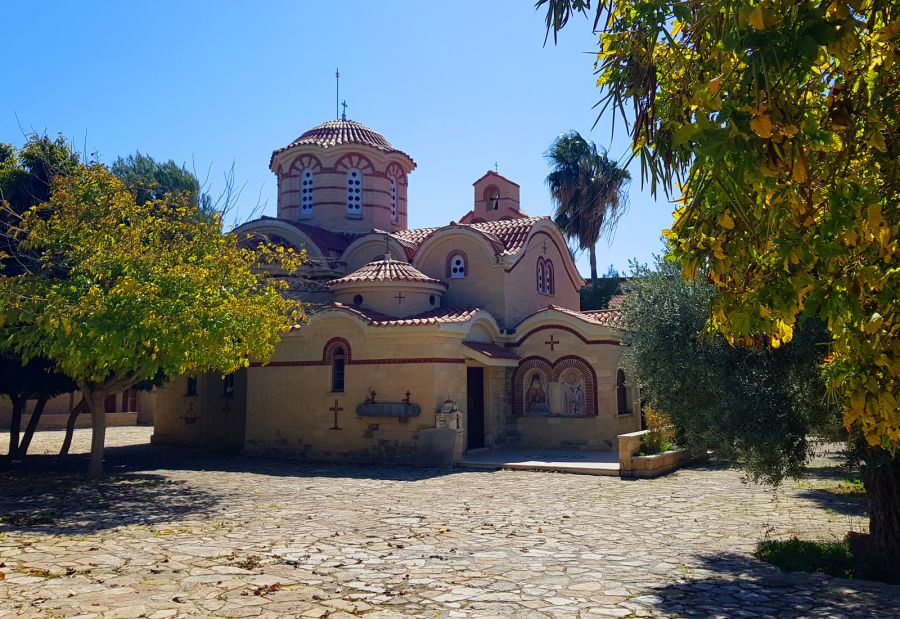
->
[1,427,898,618]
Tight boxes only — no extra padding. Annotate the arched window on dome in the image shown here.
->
[346,168,363,219]
[448,252,467,279]
[299,168,314,220]
[390,177,398,224]
[537,257,545,293]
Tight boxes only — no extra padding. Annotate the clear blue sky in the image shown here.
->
[3,1,671,276]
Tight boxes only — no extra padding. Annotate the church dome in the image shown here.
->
[275,118,397,155]
[328,254,445,288]
[328,254,445,318]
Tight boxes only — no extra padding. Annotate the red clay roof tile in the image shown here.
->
[328,256,446,287]
[271,118,413,165]
[462,341,520,360]
[549,305,629,330]
[325,304,482,327]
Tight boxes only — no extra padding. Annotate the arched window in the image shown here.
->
[537,257,545,293]
[331,347,346,392]
[616,369,628,415]
[448,253,467,279]
[545,260,555,295]
[299,169,314,219]
[390,177,398,224]
[346,168,362,219]
[483,185,500,211]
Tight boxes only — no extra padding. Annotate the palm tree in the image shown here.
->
[545,131,630,286]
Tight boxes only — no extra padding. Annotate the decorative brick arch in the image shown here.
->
[288,154,323,174]
[445,250,469,279]
[512,355,598,417]
[323,337,352,364]
[512,356,553,417]
[335,153,375,174]
[385,162,407,185]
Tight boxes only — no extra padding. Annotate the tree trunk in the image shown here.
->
[854,445,900,582]
[7,396,25,459]
[17,394,49,457]
[84,389,108,479]
[589,245,598,287]
[59,396,85,457]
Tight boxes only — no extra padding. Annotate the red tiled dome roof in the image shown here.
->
[328,255,446,288]
[292,119,394,150]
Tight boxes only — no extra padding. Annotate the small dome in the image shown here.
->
[328,254,446,288]
[281,118,395,153]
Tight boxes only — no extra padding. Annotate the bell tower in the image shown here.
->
[470,170,523,222]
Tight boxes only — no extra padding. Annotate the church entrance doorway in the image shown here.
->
[466,367,485,450]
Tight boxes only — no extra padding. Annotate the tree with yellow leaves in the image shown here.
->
[0,164,305,477]
[541,0,899,577]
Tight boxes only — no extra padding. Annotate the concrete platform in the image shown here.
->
[458,448,620,476]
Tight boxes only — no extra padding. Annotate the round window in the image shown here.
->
[353,294,364,306]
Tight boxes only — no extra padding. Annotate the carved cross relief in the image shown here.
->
[329,399,343,430]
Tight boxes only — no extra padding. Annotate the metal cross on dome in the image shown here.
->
[341,100,348,118]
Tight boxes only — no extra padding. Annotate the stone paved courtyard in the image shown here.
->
[1,428,898,618]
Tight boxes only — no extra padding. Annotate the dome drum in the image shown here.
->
[328,255,446,318]
[271,118,415,233]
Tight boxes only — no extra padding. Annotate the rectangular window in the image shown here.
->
[186,376,198,396]
[332,360,345,393]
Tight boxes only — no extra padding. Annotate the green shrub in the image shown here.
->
[755,538,856,579]
[639,408,677,455]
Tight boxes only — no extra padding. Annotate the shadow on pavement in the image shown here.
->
[3,437,464,482]
[796,487,869,517]
[635,552,900,618]
[0,470,218,535]
[0,441,463,535]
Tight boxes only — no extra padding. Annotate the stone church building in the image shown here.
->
[151,117,640,462]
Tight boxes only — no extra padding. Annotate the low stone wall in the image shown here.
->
[628,449,687,478]
[0,412,139,431]
[618,430,687,478]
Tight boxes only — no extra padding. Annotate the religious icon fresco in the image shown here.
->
[562,369,586,416]
[525,370,550,415]
[516,361,593,417]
